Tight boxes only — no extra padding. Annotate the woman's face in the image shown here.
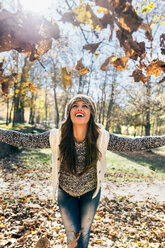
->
[70,100,91,126]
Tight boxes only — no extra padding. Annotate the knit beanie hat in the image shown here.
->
[65,94,97,120]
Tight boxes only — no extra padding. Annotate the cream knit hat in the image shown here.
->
[65,94,96,120]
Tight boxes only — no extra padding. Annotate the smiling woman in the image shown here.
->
[20,0,52,14]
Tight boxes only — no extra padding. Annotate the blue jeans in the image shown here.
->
[57,186,101,248]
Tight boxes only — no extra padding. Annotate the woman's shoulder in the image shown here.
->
[49,128,60,137]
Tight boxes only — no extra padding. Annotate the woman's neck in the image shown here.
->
[73,124,88,143]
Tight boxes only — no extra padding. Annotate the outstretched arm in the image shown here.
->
[0,128,50,149]
[107,133,165,152]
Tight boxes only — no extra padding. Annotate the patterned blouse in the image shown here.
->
[0,128,165,196]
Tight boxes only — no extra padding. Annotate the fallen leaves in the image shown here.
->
[0,148,165,247]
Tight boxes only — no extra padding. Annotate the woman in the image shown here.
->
[0,94,165,248]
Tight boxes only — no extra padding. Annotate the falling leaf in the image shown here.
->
[72,4,102,30]
[119,4,143,33]
[130,69,147,84]
[140,23,153,41]
[146,59,165,77]
[0,9,60,56]
[62,67,72,88]
[97,7,109,14]
[83,42,101,53]
[160,33,165,55]
[109,56,128,71]
[100,57,110,71]
[75,59,90,75]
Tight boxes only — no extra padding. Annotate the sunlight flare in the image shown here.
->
[20,0,52,14]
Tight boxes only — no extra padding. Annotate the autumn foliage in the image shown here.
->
[0,0,165,92]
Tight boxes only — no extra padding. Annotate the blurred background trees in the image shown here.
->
[0,0,164,136]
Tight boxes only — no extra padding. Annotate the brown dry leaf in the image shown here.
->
[99,13,114,39]
[83,42,101,54]
[131,69,147,84]
[95,0,115,11]
[60,12,80,26]
[146,60,165,77]
[0,9,60,56]
[160,33,165,55]
[119,3,143,32]
[36,39,52,56]
[75,59,90,75]
[100,57,110,71]
[36,236,50,248]
[140,23,153,42]
[109,56,128,71]
[62,67,72,88]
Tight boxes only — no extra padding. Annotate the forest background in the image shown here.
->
[0,1,165,247]
[0,0,165,137]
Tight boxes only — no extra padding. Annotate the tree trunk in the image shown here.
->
[6,97,9,125]
[45,89,48,123]
[54,86,60,128]
[106,80,116,131]
[29,93,35,125]
[78,75,83,93]
[61,95,68,121]
[13,83,24,126]
[145,77,151,136]
[8,100,13,124]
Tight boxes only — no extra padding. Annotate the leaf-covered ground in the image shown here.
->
[0,149,165,248]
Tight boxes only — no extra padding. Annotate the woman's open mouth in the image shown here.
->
[75,112,85,117]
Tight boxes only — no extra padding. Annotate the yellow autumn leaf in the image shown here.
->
[79,67,90,75]
[19,194,26,198]
[151,23,155,29]
[95,240,102,243]
[95,25,101,32]
[31,230,37,235]
[94,215,101,220]
[29,83,38,92]
[73,5,92,25]
[62,67,72,88]
[137,241,142,246]
[97,7,109,14]
[0,223,6,228]
[26,197,31,202]
[58,234,64,239]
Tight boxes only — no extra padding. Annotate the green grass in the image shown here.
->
[3,138,165,183]
[19,148,52,168]
[106,148,165,182]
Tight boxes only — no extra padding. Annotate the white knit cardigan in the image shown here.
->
[49,124,110,202]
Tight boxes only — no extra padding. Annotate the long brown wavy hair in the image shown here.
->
[59,114,101,176]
